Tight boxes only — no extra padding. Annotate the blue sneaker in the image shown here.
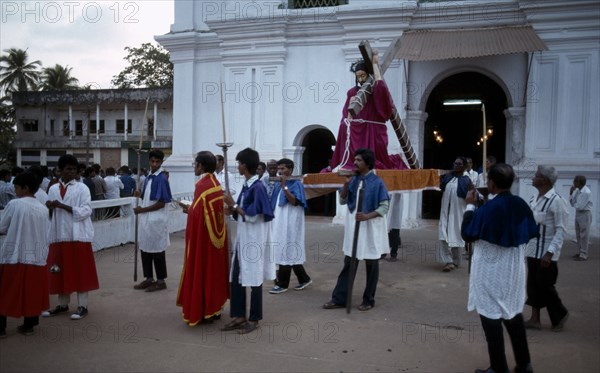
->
[269,286,288,294]
[294,280,313,291]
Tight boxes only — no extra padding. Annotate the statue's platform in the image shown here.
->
[302,169,441,199]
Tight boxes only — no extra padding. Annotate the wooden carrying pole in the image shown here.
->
[133,97,150,282]
[346,184,364,314]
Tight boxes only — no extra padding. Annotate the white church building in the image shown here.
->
[156,0,599,230]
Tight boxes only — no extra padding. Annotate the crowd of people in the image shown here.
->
[0,55,595,371]
[0,149,595,372]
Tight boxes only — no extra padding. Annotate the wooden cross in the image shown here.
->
[347,39,420,169]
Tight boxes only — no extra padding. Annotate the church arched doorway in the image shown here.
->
[421,71,508,219]
[301,127,336,216]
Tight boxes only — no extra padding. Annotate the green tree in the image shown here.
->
[0,96,16,167]
[40,64,80,91]
[0,48,41,94]
[111,43,173,88]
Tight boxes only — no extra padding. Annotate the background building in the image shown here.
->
[13,87,173,169]
[152,0,598,231]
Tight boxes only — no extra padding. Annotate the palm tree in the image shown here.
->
[0,48,41,93]
[40,64,79,91]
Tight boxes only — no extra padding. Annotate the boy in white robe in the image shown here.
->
[222,148,275,334]
[268,158,312,294]
[133,150,173,292]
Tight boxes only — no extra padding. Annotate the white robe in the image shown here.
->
[47,180,94,244]
[342,209,389,260]
[271,190,306,266]
[468,240,527,319]
[0,197,49,266]
[35,188,49,206]
[386,193,403,230]
[138,176,170,253]
[438,177,466,247]
[231,197,275,287]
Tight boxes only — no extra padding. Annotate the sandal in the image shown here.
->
[323,301,344,310]
[220,318,246,331]
[357,304,373,311]
[442,263,455,272]
[524,320,541,330]
[239,321,259,335]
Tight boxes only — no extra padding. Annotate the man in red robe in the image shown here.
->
[331,57,407,171]
[177,151,229,326]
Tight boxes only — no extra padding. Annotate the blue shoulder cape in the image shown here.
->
[345,172,389,213]
[234,180,274,223]
[440,173,471,198]
[270,180,307,211]
[142,171,172,203]
[462,192,539,247]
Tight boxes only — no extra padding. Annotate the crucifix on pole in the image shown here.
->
[347,39,420,169]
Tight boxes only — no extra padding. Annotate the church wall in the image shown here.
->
[160,0,599,234]
[282,45,347,152]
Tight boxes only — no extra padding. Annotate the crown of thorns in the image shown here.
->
[350,60,368,73]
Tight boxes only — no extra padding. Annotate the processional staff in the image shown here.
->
[216,80,233,196]
[133,97,150,282]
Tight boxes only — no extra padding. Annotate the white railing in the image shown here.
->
[0,192,193,252]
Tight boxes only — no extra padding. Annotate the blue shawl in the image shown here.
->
[440,172,471,198]
[462,192,539,247]
[142,171,172,203]
[270,180,307,211]
[234,179,274,223]
[345,172,389,213]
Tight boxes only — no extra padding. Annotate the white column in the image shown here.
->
[157,30,221,195]
[68,105,73,140]
[171,0,209,32]
[282,146,305,175]
[504,106,526,166]
[153,102,158,141]
[96,104,100,140]
[40,149,47,166]
[403,110,428,225]
[124,103,128,141]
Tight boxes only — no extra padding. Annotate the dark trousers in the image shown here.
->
[526,258,568,326]
[388,229,401,258]
[141,251,167,281]
[277,265,311,289]
[480,313,531,373]
[0,315,39,330]
[230,255,263,322]
[331,255,379,307]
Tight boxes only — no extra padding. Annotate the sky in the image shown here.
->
[0,0,174,89]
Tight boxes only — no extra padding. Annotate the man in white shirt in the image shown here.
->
[476,156,496,188]
[466,158,479,185]
[569,175,593,261]
[104,167,124,200]
[524,165,570,332]
[0,169,16,209]
[262,159,278,201]
[215,154,237,196]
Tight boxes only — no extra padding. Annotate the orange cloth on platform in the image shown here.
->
[177,174,229,326]
[302,169,440,199]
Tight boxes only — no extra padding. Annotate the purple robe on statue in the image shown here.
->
[331,80,407,170]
